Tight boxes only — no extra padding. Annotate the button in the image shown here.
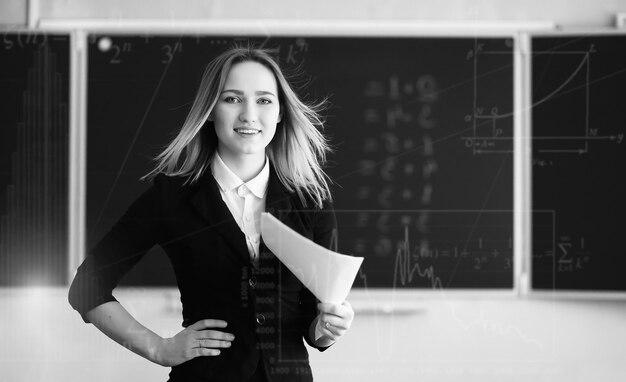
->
[256,313,265,325]
[245,215,251,222]
[249,276,257,287]
[237,185,249,197]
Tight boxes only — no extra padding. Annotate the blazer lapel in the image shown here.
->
[189,173,250,264]
[187,165,298,265]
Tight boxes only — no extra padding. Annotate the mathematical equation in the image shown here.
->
[535,235,591,273]
[2,31,68,50]
[390,226,513,289]
[92,35,310,67]
[352,230,513,268]
[340,210,514,288]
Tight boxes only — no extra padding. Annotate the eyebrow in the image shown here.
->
[221,89,277,97]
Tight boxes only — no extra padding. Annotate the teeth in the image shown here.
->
[235,129,260,134]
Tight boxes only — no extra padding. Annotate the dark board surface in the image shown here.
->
[87,35,514,289]
[532,35,626,291]
[0,32,70,286]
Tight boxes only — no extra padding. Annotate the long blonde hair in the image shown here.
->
[143,44,332,208]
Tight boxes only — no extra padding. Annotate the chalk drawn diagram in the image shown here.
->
[461,39,515,154]
[531,36,626,291]
[532,44,623,155]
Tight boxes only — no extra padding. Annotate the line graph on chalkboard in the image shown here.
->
[532,43,624,156]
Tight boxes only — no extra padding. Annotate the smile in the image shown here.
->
[234,128,261,135]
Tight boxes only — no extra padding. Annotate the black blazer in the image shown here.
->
[68,166,337,382]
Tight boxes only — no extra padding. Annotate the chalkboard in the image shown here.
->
[87,35,514,289]
[531,35,626,291]
[0,32,70,286]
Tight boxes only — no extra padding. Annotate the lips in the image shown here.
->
[234,127,261,135]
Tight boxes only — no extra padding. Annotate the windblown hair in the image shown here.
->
[143,44,332,208]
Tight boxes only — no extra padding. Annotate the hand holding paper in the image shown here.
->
[260,212,364,305]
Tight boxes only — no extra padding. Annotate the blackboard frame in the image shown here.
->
[23,20,559,300]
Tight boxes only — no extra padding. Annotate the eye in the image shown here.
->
[223,96,241,103]
[257,98,272,105]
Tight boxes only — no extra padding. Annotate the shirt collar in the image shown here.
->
[246,158,270,199]
[211,153,269,199]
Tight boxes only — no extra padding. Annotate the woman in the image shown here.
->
[68,45,354,382]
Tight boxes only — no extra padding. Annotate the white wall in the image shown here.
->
[1,0,626,27]
[0,0,26,25]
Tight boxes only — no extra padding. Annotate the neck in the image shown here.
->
[217,149,266,182]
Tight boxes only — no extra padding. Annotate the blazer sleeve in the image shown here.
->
[68,175,167,323]
[301,198,338,351]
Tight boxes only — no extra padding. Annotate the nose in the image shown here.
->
[239,103,257,124]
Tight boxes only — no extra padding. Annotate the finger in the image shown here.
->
[319,323,344,340]
[197,330,235,341]
[341,300,355,320]
[342,300,353,311]
[188,319,228,331]
[320,323,341,338]
[197,339,232,349]
[191,348,221,358]
[319,315,349,331]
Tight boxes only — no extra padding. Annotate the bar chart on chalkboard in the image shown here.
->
[0,32,70,287]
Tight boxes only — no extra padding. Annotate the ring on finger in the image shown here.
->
[324,321,331,329]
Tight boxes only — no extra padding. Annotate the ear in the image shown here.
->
[277,109,283,123]
[207,112,214,122]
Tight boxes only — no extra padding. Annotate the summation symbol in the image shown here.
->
[543,235,590,273]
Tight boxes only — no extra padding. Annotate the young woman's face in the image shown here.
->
[212,61,282,162]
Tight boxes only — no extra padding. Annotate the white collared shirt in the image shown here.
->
[211,153,269,268]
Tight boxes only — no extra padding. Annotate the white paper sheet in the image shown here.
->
[260,212,364,305]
